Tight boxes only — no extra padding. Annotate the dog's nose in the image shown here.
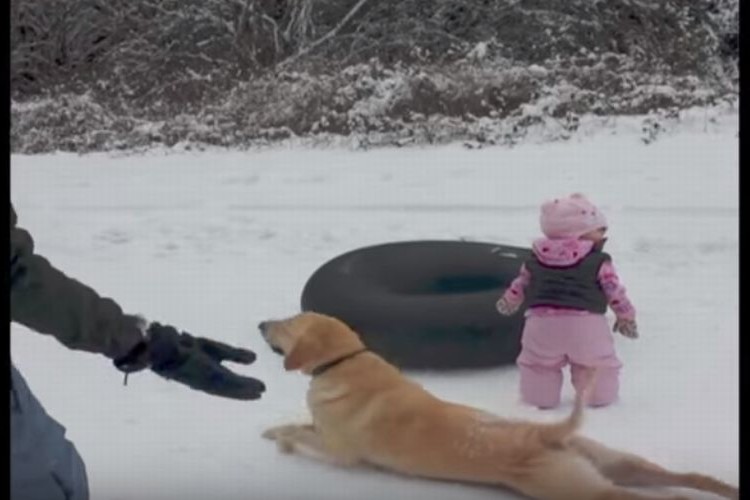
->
[258,321,268,333]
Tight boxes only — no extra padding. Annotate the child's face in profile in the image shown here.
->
[581,227,607,243]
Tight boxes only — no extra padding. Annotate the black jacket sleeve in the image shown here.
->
[10,204,145,359]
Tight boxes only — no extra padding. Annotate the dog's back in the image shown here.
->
[341,366,593,487]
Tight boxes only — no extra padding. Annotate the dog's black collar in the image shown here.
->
[311,348,369,377]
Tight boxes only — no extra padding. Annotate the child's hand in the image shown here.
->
[496,297,519,316]
[613,318,638,339]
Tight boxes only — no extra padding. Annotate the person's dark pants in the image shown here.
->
[11,364,89,500]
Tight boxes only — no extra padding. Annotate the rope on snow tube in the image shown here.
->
[300,240,531,370]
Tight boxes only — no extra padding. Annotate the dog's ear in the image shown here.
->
[283,337,310,371]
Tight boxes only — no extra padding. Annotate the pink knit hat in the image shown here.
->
[539,193,607,239]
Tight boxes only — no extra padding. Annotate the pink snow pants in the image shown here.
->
[516,312,622,409]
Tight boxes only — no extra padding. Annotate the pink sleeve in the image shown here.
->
[501,264,531,307]
[598,260,636,320]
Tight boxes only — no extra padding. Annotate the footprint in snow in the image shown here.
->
[222,175,260,186]
[96,230,130,245]
[286,175,327,184]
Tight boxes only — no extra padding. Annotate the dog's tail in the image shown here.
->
[537,367,598,446]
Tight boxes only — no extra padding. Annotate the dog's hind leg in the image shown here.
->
[509,450,690,500]
[570,436,738,499]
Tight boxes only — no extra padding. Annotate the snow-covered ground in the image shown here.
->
[10,112,738,500]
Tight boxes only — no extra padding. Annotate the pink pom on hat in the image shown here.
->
[539,193,608,239]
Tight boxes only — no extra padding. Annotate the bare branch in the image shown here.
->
[260,13,281,57]
[278,0,370,70]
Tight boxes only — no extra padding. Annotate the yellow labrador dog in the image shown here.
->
[259,312,737,500]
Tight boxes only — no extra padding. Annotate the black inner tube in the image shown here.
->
[397,275,508,295]
[301,240,531,370]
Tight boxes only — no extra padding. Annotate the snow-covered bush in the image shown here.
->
[10,0,738,153]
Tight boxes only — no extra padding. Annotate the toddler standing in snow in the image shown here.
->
[497,194,637,409]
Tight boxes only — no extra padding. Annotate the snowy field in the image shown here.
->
[10,110,738,500]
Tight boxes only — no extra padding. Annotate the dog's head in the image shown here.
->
[258,312,366,374]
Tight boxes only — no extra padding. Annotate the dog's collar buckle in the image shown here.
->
[311,348,369,377]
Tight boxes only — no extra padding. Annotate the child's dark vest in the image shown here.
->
[524,250,610,313]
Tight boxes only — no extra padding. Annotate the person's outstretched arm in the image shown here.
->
[10,204,265,400]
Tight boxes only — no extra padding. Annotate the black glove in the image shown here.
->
[114,322,266,400]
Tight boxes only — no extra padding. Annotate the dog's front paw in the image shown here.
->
[262,427,295,453]
[262,425,290,441]
[276,438,295,454]
[262,423,311,441]
[262,429,277,440]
